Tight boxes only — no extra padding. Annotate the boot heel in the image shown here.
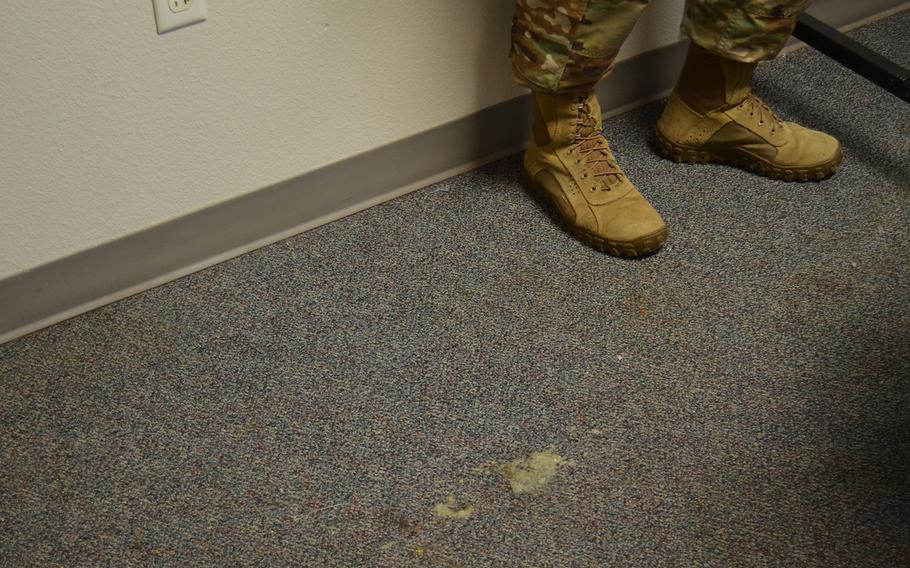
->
[655,128,715,165]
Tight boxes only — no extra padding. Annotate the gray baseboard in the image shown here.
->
[1,0,905,345]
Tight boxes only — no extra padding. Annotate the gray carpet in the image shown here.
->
[2,11,909,567]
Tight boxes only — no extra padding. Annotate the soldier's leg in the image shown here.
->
[684,0,810,63]
[510,0,649,93]
[511,0,667,257]
[656,1,842,181]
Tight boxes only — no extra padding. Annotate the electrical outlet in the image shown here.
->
[152,0,206,34]
[169,0,193,13]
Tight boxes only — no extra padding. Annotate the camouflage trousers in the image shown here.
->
[511,0,812,92]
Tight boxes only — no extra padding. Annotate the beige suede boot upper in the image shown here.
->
[523,91,667,257]
[656,45,842,181]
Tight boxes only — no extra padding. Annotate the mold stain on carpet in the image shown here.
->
[434,495,474,519]
[499,450,573,494]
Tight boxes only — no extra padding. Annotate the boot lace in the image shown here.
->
[572,95,624,191]
[737,94,784,134]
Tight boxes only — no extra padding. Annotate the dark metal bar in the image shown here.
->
[792,12,910,103]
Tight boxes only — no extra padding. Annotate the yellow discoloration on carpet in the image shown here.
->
[434,495,474,519]
[499,450,573,494]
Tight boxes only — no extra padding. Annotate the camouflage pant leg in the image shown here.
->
[510,0,651,93]
[510,0,812,93]
[684,0,813,62]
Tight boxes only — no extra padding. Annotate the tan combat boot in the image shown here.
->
[656,45,842,181]
[523,91,667,257]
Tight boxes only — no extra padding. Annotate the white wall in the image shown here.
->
[0,0,686,280]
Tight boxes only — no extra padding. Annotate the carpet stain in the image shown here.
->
[499,450,573,494]
[434,495,474,519]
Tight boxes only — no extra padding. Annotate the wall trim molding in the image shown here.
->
[1,0,906,345]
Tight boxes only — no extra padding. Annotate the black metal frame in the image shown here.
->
[792,13,910,103]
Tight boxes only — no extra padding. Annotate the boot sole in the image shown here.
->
[520,169,667,258]
[655,127,842,182]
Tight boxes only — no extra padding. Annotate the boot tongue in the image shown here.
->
[576,105,599,148]
[576,98,623,185]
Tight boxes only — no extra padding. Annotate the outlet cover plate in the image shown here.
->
[152,0,207,34]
